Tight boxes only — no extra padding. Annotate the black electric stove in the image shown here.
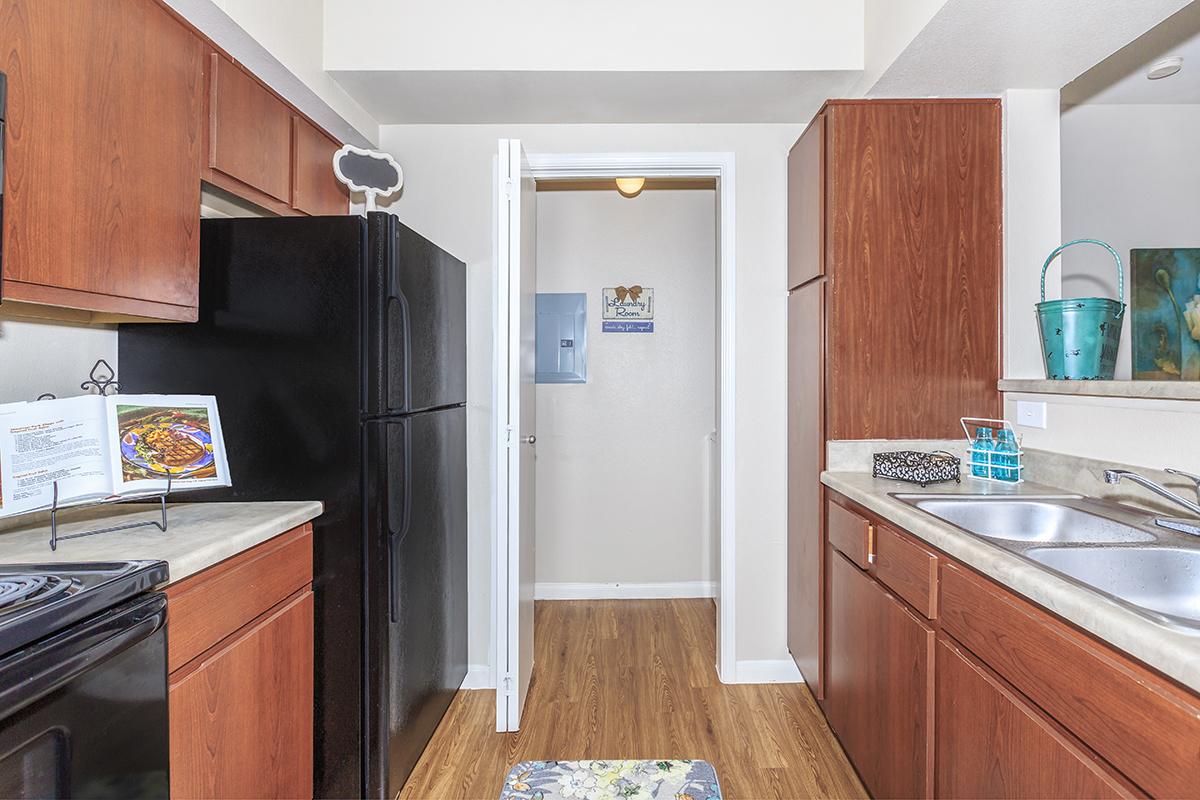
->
[0,561,168,657]
[0,561,170,799]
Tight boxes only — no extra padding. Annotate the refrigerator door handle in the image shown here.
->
[388,289,414,413]
[388,531,400,624]
[387,417,413,625]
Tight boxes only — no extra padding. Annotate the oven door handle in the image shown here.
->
[0,593,167,720]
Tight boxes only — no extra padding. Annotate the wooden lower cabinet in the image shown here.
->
[170,591,314,799]
[826,549,932,799]
[819,492,1200,800]
[935,636,1132,799]
[166,524,314,799]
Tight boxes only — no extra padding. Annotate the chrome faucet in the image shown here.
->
[1103,468,1200,537]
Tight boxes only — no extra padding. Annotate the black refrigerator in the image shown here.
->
[118,212,468,799]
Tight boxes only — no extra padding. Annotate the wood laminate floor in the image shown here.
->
[399,599,865,799]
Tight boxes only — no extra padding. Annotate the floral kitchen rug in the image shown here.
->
[500,760,722,800]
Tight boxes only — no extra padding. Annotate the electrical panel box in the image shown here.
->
[536,293,587,384]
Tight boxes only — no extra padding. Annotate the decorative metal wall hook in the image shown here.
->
[81,359,119,396]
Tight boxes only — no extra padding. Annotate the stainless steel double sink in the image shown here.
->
[891,494,1200,630]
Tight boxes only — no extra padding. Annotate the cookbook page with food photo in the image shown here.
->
[105,395,231,495]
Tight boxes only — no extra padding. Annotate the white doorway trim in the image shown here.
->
[510,150,738,682]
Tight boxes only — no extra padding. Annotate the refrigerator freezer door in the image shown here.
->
[362,407,468,798]
[365,213,467,415]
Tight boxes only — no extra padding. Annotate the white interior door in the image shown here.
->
[495,139,537,731]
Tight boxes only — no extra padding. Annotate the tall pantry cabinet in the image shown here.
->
[785,100,1002,698]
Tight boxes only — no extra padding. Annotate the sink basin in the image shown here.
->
[899,497,1156,544]
[1026,546,1200,625]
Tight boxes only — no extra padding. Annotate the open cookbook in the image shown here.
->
[0,394,231,519]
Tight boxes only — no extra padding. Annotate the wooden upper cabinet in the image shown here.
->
[208,53,292,205]
[292,117,349,216]
[787,112,824,290]
[824,100,1002,439]
[0,0,205,321]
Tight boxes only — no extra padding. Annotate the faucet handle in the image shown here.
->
[1165,468,1200,489]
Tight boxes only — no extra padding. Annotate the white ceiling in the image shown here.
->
[1064,1,1200,105]
[869,0,1190,97]
[329,70,862,124]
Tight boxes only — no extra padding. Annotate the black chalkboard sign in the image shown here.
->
[332,145,404,210]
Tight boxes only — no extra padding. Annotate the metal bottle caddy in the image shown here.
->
[961,417,1024,484]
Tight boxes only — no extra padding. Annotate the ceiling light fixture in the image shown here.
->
[615,177,645,197]
[1148,56,1183,80]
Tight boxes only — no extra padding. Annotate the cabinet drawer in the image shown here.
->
[940,562,1200,799]
[872,524,937,618]
[936,636,1134,799]
[165,524,312,674]
[827,499,869,568]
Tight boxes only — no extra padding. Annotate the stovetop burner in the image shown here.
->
[0,561,168,658]
[0,574,72,612]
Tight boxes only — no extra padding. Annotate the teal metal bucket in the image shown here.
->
[1036,239,1126,380]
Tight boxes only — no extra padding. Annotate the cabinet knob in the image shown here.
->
[522,435,537,445]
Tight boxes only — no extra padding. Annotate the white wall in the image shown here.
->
[375,122,802,675]
[325,0,863,73]
[855,0,948,95]
[1001,102,1200,471]
[534,188,716,593]
[0,316,117,404]
[1060,103,1200,380]
[1003,89,1063,379]
[1006,392,1200,473]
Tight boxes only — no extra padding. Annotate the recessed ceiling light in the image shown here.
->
[615,177,645,197]
[1148,56,1183,80]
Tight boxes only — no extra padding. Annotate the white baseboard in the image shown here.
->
[534,581,718,600]
[459,664,492,690]
[732,658,805,684]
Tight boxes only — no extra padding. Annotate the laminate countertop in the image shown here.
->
[821,471,1200,694]
[0,501,323,584]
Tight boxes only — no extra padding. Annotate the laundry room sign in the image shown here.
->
[602,285,654,332]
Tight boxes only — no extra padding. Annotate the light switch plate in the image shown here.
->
[1015,400,1047,429]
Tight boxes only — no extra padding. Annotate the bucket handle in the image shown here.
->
[1040,238,1125,318]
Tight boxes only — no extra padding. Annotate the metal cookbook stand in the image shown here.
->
[48,473,175,552]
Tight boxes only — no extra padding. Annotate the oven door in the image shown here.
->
[0,593,168,799]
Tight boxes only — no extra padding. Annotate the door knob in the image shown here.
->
[522,435,537,444]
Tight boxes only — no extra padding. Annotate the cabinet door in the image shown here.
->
[292,117,348,216]
[169,591,314,800]
[787,114,824,290]
[0,0,204,320]
[208,53,292,204]
[826,550,933,799]
[825,101,1001,439]
[935,636,1131,799]
[786,280,824,693]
